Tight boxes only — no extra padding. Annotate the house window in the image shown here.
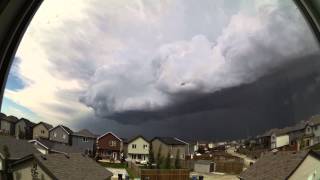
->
[109,141,117,147]
[143,144,148,149]
[62,134,66,139]
[41,130,45,134]
[54,133,57,137]
[83,137,88,142]
[132,144,137,149]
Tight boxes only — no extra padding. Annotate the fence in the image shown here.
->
[215,160,244,174]
[140,169,190,180]
[128,161,142,177]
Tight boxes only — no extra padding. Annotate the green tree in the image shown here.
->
[164,151,171,169]
[148,143,155,169]
[174,149,181,169]
[156,145,162,169]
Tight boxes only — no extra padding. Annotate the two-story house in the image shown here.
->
[151,137,189,161]
[257,128,290,150]
[49,125,73,145]
[71,129,97,155]
[32,122,53,139]
[96,132,124,161]
[127,135,149,163]
[15,118,35,139]
[0,115,18,136]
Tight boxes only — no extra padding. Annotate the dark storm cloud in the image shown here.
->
[77,54,320,140]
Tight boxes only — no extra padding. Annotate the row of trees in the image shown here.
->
[147,144,181,169]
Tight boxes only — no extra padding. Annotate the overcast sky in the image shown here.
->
[2,0,320,140]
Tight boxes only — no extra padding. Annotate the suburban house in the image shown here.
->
[49,125,73,145]
[239,150,320,180]
[0,135,112,180]
[151,137,189,160]
[257,128,289,149]
[307,115,320,144]
[29,138,82,155]
[127,135,149,163]
[96,132,124,161]
[71,129,97,155]
[11,152,113,180]
[32,122,53,139]
[15,118,35,139]
[0,135,40,179]
[0,115,18,136]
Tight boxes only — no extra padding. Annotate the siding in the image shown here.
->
[72,135,95,153]
[12,159,53,180]
[15,121,26,138]
[152,139,187,160]
[128,137,149,155]
[49,127,70,144]
[33,124,49,139]
[97,133,121,151]
[0,120,12,135]
[289,155,320,180]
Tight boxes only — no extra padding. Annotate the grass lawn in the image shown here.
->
[99,162,127,168]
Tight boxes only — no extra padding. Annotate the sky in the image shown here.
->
[2,0,320,140]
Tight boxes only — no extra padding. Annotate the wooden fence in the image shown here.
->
[140,169,190,180]
[215,160,244,174]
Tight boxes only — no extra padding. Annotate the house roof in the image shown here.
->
[3,115,19,123]
[128,135,149,144]
[18,118,36,128]
[308,115,320,126]
[98,132,122,141]
[0,112,6,119]
[34,153,113,180]
[50,125,73,135]
[29,139,82,154]
[239,150,319,180]
[72,129,96,138]
[0,135,39,160]
[153,137,188,145]
[35,122,53,130]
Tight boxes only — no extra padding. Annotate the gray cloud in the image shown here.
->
[79,1,318,121]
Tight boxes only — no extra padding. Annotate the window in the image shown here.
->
[132,144,136,149]
[109,141,117,147]
[53,133,57,138]
[83,137,88,142]
[143,144,148,149]
[41,130,45,134]
[62,134,66,139]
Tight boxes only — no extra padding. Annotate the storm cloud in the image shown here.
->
[79,0,318,122]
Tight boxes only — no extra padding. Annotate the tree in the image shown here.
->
[164,151,171,169]
[156,145,162,169]
[174,149,181,169]
[148,143,155,169]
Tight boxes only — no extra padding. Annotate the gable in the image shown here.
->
[98,132,121,142]
[129,137,149,146]
[50,126,70,135]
